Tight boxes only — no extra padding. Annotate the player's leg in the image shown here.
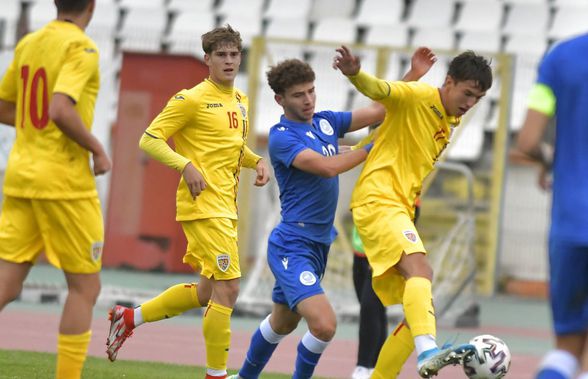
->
[358,258,388,368]
[353,203,472,378]
[191,218,240,379]
[295,293,337,379]
[576,336,588,379]
[106,278,211,361]
[352,255,388,379]
[40,198,103,379]
[372,321,415,379]
[234,303,300,379]
[397,250,473,377]
[0,196,42,310]
[536,241,588,379]
[106,218,218,361]
[0,260,32,310]
[203,277,239,379]
[58,271,100,378]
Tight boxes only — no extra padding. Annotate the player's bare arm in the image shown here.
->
[292,147,370,178]
[182,162,207,199]
[0,99,16,126]
[515,108,552,168]
[49,93,111,175]
[403,47,437,81]
[348,102,385,132]
[254,158,270,186]
[333,45,361,76]
[513,108,553,190]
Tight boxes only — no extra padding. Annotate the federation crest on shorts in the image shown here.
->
[90,242,103,261]
[299,271,317,286]
[217,254,230,272]
[238,103,247,118]
[319,119,334,136]
[403,230,418,243]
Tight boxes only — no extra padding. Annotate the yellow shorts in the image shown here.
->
[0,196,104,274]
[352,202,426,306]
[181,218,240,280]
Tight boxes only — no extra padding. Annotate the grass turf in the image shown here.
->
[0,349,294,379]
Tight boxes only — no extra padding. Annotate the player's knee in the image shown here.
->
[308,317,337,341]
[213,279,240,305]
[68,277,101,305]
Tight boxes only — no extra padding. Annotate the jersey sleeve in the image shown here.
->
[0,55,18,103]
[146,93,193,140]
[269,127,308,168]
[139,132,191,172]
[242,145,262,168]
[536,46,558,91]
[53,39,99,103]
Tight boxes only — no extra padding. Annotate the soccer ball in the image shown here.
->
[462,334,511,379]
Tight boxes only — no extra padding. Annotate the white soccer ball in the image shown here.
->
[463,334,511,379]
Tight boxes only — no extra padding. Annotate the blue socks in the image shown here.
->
[238,315,285,379]
[293,331,330,379]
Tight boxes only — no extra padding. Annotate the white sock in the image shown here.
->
[301,331,329,354]
[414,334,437,356]
[259,314,287,344]
[577,373,588,379]
[206,368,227,376]
[539,349,579,378]
[134,306,144,327]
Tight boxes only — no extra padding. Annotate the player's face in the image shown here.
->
[442,77,486,117]
[276,82,316,123]
[205,43,241,87]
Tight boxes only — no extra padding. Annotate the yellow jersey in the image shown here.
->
[0,20,100,199]
[144,79,260,221]
[349,72,460,214]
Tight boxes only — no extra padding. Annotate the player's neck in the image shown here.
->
[208,77,234,91]
[57,14,87,30]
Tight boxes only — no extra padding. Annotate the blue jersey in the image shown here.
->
[537,34,588,243]
[268,111,352,244]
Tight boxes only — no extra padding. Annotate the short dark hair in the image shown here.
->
[447,51,493,92]
[201,24,242,54]
[55,0,93,13]
[266,59,315,95]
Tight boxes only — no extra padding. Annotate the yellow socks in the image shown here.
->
[56,330,91,379]
[403,277,436,337]
[372,322,415,379]
[141,283,201,322]
[202,301,233,372]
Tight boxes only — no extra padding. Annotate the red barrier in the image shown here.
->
[104,52,208,273]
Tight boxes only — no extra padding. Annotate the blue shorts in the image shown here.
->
[549,239,588,335]
[268,228,330,310]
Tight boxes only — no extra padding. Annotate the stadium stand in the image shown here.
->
[355,0,405,27]
[166,11,216,58]
[0,0,21,49]
[406,0,457,29]
[454,0,504,32]
[502,3,550,37]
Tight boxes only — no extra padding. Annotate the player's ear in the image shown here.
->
[274,94,283,106]
[444,74,455,88]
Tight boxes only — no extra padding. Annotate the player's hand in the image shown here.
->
[333,45,361,76]
[538,165,552,191]
[92,151,112,176]
[409,47,437,80]
[183,162,207,199]
[254,158,270,187]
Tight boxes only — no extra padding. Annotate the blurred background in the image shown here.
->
[1,0,584,326]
